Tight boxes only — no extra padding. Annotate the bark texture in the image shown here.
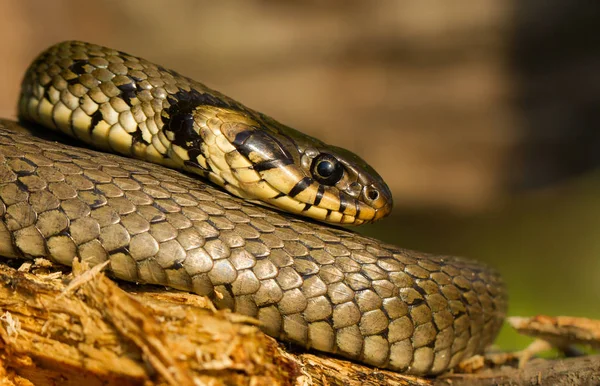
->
[0,259,595,386]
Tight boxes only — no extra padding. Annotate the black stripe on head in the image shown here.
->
[303,203,312,212]
[253,158,294,172]
[235,131,293,161]
[288,177,313,198]
[273,192,286,199]
[338,191,348,213]
[354,201,361,220]
[314,184,325,206]
[232,130,252,147]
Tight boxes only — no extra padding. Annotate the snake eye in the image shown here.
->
[311,154,344,185]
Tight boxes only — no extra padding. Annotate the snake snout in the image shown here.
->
[364,182,394,221]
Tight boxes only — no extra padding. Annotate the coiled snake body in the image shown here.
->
[0,41,506,375]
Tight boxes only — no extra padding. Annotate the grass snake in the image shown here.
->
[0,41,507,375]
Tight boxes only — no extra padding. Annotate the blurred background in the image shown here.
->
[0,0,599,352]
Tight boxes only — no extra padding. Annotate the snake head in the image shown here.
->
[296,142,394,225]
[186,106,393,225]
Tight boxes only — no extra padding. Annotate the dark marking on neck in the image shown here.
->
[89,110,103,133]
[69,59,90,75]
[130,128,149,146]
[162,89,231,158]
[166,89,231,112]
[42,85,52,104]
[116,81,138,107]
[184,147,204,167]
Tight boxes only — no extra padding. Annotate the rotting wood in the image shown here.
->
[0,258,596,386]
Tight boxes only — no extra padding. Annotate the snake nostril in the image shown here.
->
[366,188,379,201]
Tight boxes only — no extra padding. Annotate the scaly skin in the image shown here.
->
[18,41,393,226]
[0,119,506,375]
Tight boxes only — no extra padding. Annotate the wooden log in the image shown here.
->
[0,259,595,386]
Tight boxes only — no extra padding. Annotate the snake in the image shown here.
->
[0,41,506,376]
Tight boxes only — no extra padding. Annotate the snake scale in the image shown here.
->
[0,41,506,375]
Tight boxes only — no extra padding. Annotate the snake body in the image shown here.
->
[0,41,507,375]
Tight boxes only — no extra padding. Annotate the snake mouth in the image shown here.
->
[235,171,393,226]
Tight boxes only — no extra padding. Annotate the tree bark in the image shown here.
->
[0,259,596,386]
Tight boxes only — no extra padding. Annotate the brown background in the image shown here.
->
[0,0,599,351]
